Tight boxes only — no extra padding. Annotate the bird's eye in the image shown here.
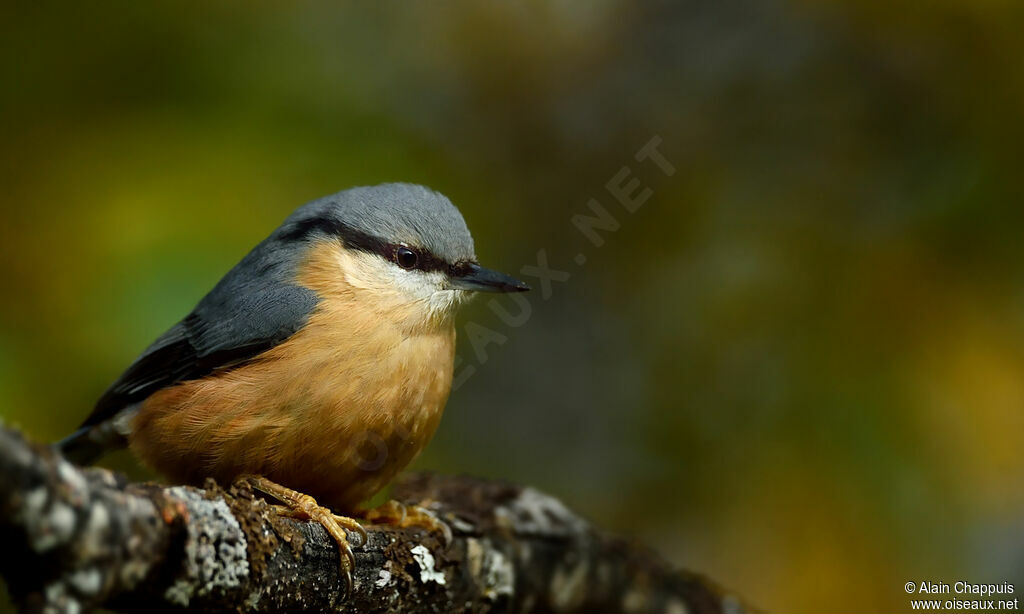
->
[395,246,419,269]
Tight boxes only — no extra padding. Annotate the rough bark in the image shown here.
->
[0,427,750,613]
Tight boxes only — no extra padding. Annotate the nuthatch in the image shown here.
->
[59,183,530,584]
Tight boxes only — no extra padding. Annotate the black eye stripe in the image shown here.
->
[387,244,448,273]
[448,261,476,278]
[280,217,456,274]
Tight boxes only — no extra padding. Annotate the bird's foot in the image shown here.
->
[360,499,452,547]
[237,475,366,592]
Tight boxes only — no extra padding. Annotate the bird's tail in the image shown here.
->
[56,419,129,465]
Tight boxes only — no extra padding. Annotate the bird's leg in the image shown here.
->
[266,504,370,544]
[237,476,366,591]
[359,499,453,547]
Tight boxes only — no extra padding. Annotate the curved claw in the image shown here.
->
[434,511,454,549]
[410,504,453,549]
[339,516,370,548]
[238,476,363,593]
[319,513,365,593]
[339,540,355,593]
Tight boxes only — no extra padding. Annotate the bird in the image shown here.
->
[58,183,530,587]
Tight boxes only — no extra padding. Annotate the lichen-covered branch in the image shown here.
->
[0,427,749,613]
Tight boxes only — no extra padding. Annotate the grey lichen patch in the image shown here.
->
[17,487,49,548]
[375,560,393,588]
[163,487,249,607]
[91,469,120,489]
[494,487,588,538]
[221,481,286,578]
[410,544,446,585]
[20,487,77,553]
[67,568,103,596]
[79,502,111,559]
[44,581,82,614]
[57,458,90,503]
[466,538,514,601]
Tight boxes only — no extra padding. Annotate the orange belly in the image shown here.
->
[129,297,456,512]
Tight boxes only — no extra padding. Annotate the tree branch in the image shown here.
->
[0,427,749,613]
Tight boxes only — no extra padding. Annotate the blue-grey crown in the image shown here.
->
[277,183,477,266]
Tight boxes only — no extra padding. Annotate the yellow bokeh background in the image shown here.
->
[3,3,1024,612]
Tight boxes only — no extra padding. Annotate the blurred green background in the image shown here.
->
[3,2,1024,612]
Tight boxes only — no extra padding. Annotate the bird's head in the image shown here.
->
[277,183,529,324]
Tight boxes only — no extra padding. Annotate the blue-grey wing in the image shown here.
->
[59,199,333,463]
[79,282,318,430]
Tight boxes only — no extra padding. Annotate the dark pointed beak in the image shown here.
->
[449,262,531,293]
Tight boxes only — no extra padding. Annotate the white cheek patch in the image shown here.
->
[391,269,447,299]
[336,250,383,291]
[337,250,463,317]
[391,269,473,319]
[428,288,471,315]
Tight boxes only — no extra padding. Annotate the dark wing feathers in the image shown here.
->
[60,202,337,464]
[81,283,319,429]
[91,323,195,411]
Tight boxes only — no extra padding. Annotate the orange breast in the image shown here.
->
[129,240,457,511]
